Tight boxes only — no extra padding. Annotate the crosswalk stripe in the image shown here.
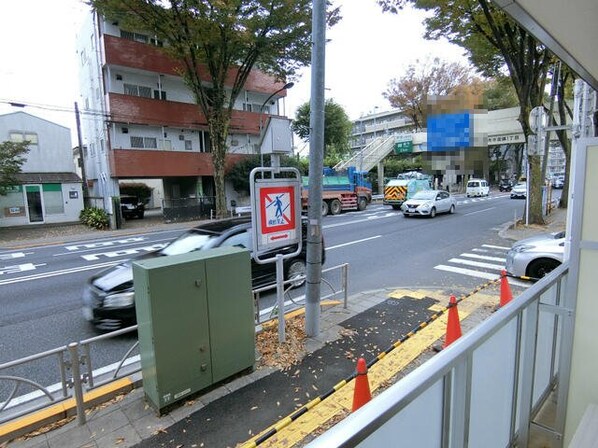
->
[434,265,530,288]
[482,244,510,250]
[460,253,506,262]
[448,258,505,270]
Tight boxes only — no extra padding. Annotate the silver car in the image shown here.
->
[505,231,565,278]
[401,189,456,218]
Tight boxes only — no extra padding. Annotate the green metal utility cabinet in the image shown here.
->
[132,247,255,414]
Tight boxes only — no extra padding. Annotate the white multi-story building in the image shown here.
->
[76,11,292,216]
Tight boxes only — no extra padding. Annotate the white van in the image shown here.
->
[466,179,490,197]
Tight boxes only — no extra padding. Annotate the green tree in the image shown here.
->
[383,58,478,130]
[482,76,519,111]
[292,99,354,160]
[90,0,340,218]
[378,0,552,224]
[0,141,29,195]
[228,154,306,194]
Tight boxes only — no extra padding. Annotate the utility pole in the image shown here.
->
[74,102,89,206]
[305,0,326,337]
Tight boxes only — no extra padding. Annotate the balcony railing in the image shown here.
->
[307,263,571,447]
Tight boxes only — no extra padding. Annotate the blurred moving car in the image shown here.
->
[465,179,490,197]
[120,195,145,219]
[499,179,513,192]
[401,189,456,218]
[82,217,324,331]
[505,231,565,279]
[510,182,527,199]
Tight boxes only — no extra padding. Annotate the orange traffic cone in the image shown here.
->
[443,295,462,349]
[500,270,513,307]
[352,358,372,411]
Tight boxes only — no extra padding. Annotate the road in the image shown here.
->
[0,192,529,401]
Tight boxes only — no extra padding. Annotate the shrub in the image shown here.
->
[80,207,109,230]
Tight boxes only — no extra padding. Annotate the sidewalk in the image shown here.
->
[1,208,568,448]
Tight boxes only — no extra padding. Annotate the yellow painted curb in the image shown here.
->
[242,288,499,447]
[0,377,133,440]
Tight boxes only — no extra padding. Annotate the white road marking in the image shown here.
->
[448,258,505,270]
[323,214,395,229]
[482,244,510,250]
[328,235,382,250]
[0,261,120,286]
[64,237,147,252]
[460,253,506,262]
[0,263,46,275]
[464,207,496,216]
[0,252,27,260]
[81,244,166,261]
[434,264,529,287]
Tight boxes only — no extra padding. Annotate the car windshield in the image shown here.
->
[467,181,479,187]
[159,231,216,256]
[412,191,437,200]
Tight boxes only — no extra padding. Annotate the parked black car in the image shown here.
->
[120,195,145,219]
[499,179,513,192]
[82,217,324,331]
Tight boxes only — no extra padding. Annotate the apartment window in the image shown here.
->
[124,83,152,98]
[10,132,38,146]
[153,90,167,100]
[131,136,157,149]
[43,184,64,215]
[243,103,270,114]
[198,131,211,153]
[120,30,148,43]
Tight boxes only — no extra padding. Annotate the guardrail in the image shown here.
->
[0,263,349,436]
[307,263,571,447]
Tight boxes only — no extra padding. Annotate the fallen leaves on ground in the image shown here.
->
[256,315,307,370]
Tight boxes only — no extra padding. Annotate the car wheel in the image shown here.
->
[286,258,306,288]
[329,199,342,215]
[449,204,455,214]
[137,211,144,219]
[357,197,367,211]
[527,259,561,279]
[321,201,329,217]
[392,205,401,210]
[429,207,436,218]
[403,213,410,218]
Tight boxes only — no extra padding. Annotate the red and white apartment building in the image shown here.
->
[76,11,291,213]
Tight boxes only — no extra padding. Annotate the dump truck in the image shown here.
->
[383,172,432,210]
[302,166,372,216]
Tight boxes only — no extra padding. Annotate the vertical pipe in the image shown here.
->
[305,0,326,337]
[276,254,286,343]
[342,263,348,309]
[68,343,87,425]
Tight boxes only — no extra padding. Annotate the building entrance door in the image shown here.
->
[25,185,44,223]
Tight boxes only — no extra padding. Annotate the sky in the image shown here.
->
[0,0,468,147]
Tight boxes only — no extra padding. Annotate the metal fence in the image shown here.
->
[162,196,216,222]
[307,263,570,448]
[0,264,349,437]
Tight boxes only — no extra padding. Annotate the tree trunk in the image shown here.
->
[528,154,545,224]
[207,110,231,219]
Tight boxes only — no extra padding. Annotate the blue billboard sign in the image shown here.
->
[427,112,472,151]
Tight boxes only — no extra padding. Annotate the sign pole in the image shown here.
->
[275,254,285,342]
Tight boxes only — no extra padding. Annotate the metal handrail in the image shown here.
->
[307,263,570,447]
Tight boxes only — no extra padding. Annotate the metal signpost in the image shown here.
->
[250,167,301,342]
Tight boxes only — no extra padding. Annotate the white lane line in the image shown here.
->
[0,261,120,286]
[434,265,530,288]
[0,263,46,275]
[328,235,382,250]
[0,252,28,260]
[464,207,496,216]
[323,214,395,229]
[460,253,506,262]
[471,248,491,253]
[448,258,505,270]
[482,244,510,250]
